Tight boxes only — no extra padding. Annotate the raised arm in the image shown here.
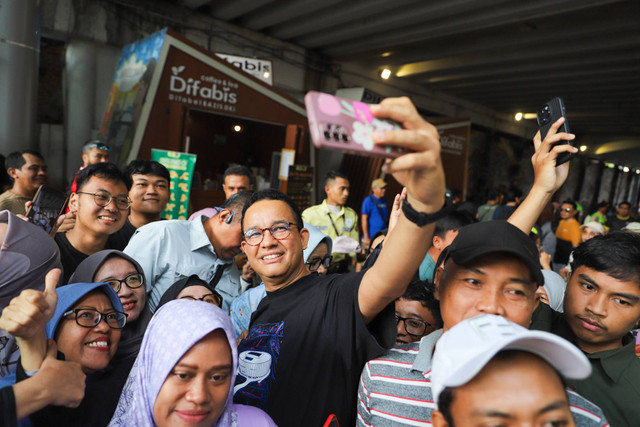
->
[359,97,445,324]
[0,269,60,371]
[508,117,577,234]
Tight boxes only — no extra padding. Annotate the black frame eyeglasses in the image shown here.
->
[76,190,132,210]
[395,314,432,336]
[105,273,145,293]
[244,222,298,246]
[180,292,223,308]
[305,255,332,272]
[63,308,127,329]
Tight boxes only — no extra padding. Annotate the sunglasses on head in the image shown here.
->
[88,141,110,151]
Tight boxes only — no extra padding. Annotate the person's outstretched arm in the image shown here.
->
[508,117,577,234]
[359,97,446,324]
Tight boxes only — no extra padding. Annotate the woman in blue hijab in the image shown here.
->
[0,274,128,426]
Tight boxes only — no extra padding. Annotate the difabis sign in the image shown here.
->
[168,66,239,112]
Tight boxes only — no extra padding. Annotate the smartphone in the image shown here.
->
[304,91,409,158]
[537,97,574,165]
[26,186,68,236]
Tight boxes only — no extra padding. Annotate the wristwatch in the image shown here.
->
[402,196,456,227]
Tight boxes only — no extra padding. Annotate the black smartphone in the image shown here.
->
[537,97,574,166]
[26,186,69,236]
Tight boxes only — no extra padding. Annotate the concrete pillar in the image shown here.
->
[578,161,603,207]
[627,174,640,206]
[0,0,40,153]
[558,159,583,201]
[65,40,97,175]
[597,167,616,203]
[613,170,630,205]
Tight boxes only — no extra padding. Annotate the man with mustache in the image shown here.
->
[0,151,48,216]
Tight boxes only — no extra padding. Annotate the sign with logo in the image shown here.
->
[168,65,239,113]
[436,121,470,199]
[117,29,307,164]
[151,149,197,220]
[215,53,273,86]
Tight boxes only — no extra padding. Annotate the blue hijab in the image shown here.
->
[46,282,123,338]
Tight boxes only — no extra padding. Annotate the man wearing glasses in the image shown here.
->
[234,97,448,427]
[55,163,131,284]
[357,221,608,426]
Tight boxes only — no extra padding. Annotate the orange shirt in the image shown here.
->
[556,218,581,247]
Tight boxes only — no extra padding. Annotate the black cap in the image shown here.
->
[446,221,543,285]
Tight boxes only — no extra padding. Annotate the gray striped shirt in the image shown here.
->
[357,329,609,426]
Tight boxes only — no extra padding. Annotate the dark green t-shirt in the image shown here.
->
[531,303,640,427]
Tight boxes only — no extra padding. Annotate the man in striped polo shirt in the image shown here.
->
[356,220,609,426]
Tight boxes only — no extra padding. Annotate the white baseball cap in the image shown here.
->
[431,314,591,408]
[581,221,605,235]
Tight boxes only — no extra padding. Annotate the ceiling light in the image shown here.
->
[380,68,391,80]
[579,145,587,152]
[263,70,270,78]
[605,163,615,168]
[514,112,523,121]
[636,169,640,174]
[623,166,630,172]
[233,125,242,132]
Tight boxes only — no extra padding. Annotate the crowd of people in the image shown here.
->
[0,96,639,426]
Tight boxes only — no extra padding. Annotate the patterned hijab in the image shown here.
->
[109,299,239,426]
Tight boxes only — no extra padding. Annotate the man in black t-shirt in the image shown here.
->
[55,163,131,283]
[233,97,447,427]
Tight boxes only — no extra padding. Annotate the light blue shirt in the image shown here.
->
[124,216,241,313]
[229,283,267,338]
[418,252,436,281]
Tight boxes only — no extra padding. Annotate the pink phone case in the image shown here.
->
[304,91,408,158]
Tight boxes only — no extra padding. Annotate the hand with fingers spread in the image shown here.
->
[371,98,445,213]
[0,268,61,370]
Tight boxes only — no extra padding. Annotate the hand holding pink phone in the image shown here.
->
[305,91,408,158]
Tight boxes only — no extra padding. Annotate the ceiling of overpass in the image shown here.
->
[173,0,640,166]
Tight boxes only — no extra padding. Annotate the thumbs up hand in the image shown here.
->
[0,268,62,371]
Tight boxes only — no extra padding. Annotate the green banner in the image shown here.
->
[151,149,197,220]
